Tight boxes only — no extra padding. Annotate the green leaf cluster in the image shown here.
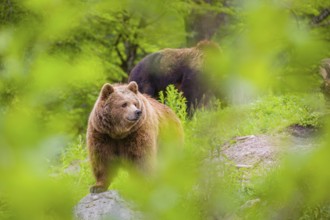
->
[159,84,188,123]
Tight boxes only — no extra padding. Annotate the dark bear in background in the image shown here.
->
[128,41,222,114]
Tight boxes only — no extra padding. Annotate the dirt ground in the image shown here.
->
[216,125,321,169]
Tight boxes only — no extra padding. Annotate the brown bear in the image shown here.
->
[87,81,183,193]
[128,40,222,114]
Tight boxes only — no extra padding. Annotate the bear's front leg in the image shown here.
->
[133,142,157,176]
[90,160,119,193]
[90,156,109,193]
[89,141,119,194]
[90,165,109,193]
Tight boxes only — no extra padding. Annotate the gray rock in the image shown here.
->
[74,190,142,220]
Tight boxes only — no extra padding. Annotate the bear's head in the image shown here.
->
[91,81,146,139]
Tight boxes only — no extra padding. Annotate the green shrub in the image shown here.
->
[50,136,93,202]
[159,84,187,123]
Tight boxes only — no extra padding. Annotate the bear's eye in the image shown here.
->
[121,103,128,108]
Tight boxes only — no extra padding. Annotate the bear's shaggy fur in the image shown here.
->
[87,81,183,193]
[128,41,221,114]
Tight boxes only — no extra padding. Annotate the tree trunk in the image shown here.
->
[185,0,230,46]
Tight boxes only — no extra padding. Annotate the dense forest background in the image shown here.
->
[1,0,330,219]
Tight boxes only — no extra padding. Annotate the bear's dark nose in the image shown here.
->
[135,110,142,118]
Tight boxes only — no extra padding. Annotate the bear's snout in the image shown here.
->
[126,109,142,122]
[135,109,142,118]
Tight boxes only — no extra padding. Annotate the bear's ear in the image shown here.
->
[127,81,138,94]
[100,83,114,100]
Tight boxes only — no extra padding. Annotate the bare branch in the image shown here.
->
[312,8,330,25]
[113,34,125,64]
[312,20,330,28]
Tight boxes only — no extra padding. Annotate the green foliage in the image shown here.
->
[249,94,325,129]
[51,136,93,201]
[159,84,188,123]
[243,131,330,220]
[186,93,325,156]
[0,194,10,220]
[1,0,330,219]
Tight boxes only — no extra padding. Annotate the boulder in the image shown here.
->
[74,190,141,220]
